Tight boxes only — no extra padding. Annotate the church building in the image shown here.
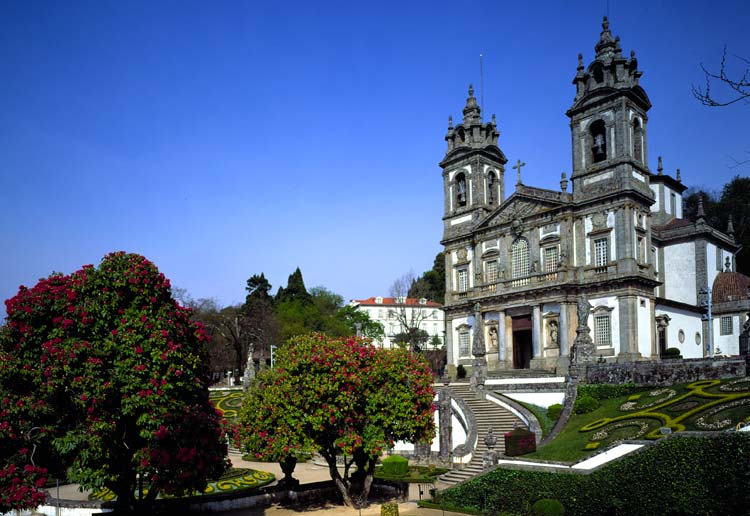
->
[440,18,744,374]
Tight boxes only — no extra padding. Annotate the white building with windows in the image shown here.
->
[348,296,445,349]
[438,18,745,373]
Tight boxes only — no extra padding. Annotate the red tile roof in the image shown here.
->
[712,271,750,304]
[352,297,443,308]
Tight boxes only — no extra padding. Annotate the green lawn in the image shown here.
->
[524,377,750,463]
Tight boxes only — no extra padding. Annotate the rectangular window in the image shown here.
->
[457,268,468,292]
[485,260,498,283]
[720,316,733,336]
[458,331,470,357]
[594,315,611,347]
[594,238,609,267]
[637,237,645,263]
[543,246,559,272]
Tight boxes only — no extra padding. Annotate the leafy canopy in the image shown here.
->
[0,252,228,513]
[235,333,435,506]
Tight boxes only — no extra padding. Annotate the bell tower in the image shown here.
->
[440,85,507,239]
[567,17,653,202]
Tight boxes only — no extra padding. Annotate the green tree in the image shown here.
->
[235,334,435,507]
[408,252,446,304]
[0,252,228,514]
[275,267,312,304]
[393,328,430,351]
[684,176,750,273]
[242,273,279,372]
[334,305,385,344]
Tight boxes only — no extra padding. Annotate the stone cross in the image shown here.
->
[513,159,526,185]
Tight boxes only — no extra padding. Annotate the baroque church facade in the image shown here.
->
[440,18,743,374]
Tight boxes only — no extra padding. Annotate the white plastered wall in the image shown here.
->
[663,242,696,304]
[656,306,704,359]
[588,296,620,353]
[637,297,652,357]
[713,315,740,356]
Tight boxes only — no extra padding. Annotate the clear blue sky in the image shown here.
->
[2,0,748,319]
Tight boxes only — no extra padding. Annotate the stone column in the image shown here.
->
[445,318,454,366]
[532,305,542,358]
[617,294,642,362]
[438,387,453,460]
[497,310,507,367]
[559,303,570,357]
[470,303,487,390]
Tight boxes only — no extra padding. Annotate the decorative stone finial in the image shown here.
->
[657,156,663,175]
[491,113,496,125]
[448,115,453,129]
[676,168,681,182]
[602,16,609,31]
[577,53,584,69]
[697,196,706,223]
[725,256,732,272]
[727,214,735,239]
[468,84,474,97]
[560,171,569,192]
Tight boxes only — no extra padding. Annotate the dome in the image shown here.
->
[712,271,750,304]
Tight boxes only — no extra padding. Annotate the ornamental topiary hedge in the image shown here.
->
[578,383,643,401]
[381,501,399,516]
[436,433,750,516]
[381,455,409,477]
[573,394,600,414]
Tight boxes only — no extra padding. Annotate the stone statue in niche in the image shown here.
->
[548,320,559,348]
[488,326,499,351]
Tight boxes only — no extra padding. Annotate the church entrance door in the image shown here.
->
[512,316,533,369]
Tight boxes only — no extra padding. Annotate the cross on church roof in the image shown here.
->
[513,159,526,185]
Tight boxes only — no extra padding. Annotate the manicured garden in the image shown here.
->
[525,377,750,462]
[89,467,275,501]
[431,432,750,516]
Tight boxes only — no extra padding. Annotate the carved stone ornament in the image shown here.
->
[592,211,606,229]
[457,248,468,261]
[512,218,523,236]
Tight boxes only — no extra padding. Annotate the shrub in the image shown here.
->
[381,501,399,516]
[456,364,467,379]
[381,455,409,477]
[547,404,563,421]
[573,394,600,414]
[438,433,750,516]
[578,383,642,401]
[531,498,565,515]
[662,347,682,359]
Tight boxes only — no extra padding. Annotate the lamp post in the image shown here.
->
[700,287,714,357]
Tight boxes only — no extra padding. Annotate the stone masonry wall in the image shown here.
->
[585,357,747,385]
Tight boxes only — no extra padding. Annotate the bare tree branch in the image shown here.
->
[692,45,750,107]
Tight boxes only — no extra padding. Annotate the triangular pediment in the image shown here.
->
[476,191,566,230]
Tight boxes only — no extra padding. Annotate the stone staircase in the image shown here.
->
[487,369,557,379]
[438,383,524,486]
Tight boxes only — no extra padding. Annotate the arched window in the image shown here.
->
[633,118,643,163]
[455,172,467,208]
[487,171,496,204]
[511,238,530,286]
[592,63,604,84]
[590,119,607,163]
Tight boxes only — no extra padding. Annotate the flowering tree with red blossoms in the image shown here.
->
[0,252,229,514]
[234,333,435,507]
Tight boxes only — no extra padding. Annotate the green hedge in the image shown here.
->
[573,394,600,414]
[546,403,563,422]
[578,383,643,401]
[436,433,750,516]
[381,455,409,477]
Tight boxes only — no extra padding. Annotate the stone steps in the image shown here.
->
[439,384,524,486]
